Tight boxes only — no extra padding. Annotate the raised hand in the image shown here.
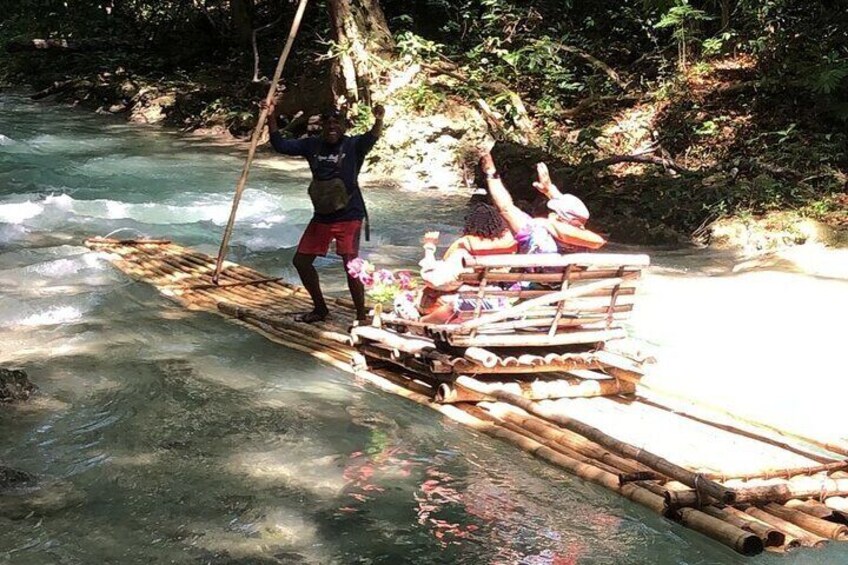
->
[259,99,275,115]
[422,231,440,249]
[372,103,385,120]
[532,162,559,199]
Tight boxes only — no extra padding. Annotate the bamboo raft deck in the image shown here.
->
[85,237,848,556]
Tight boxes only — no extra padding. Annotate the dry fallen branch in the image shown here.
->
[555,44,630,90]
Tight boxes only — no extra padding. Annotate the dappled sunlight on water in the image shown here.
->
[2,91,847,564]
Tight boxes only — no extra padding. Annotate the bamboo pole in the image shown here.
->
[745,507,829,548]
[722,506,801,549]
[462,404,631,478]
[85,237,172,245]
[457,377,736,503]
[351,326,435,354]
[764,503,848,540]
[463,347,499,368]
[482,402,648,475]
[446,328,627,348]
[700,505,785,548]
[436,378,635,404]
[732,476,848,505]
[785,499,840,521]
[212,0,310,283]
[676,507,763,555]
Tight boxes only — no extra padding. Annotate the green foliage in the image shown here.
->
[806,58,848,96]
[398,82,446,113]
[395,31,443,63]
[701,31,734,56]
[654,1,711,68]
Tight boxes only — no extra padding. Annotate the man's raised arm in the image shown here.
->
[369,104,385,139]
[260,98,309,156]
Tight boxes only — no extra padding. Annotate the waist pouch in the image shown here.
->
[308,178,349,215]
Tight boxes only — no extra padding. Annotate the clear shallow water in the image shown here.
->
[1,91,846,564]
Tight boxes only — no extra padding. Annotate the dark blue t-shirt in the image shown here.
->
[269,130,377,223]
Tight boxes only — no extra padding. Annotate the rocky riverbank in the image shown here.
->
[3,54,845,249]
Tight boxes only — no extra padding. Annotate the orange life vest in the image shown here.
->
[547,220,606,250]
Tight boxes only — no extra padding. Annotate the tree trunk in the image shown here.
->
[720,0,732,30]
[327,0,394,105]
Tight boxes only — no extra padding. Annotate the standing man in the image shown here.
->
[262,100,385,323]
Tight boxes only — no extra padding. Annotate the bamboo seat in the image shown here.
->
[387,252,650,349]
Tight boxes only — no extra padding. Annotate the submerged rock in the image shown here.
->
[0,466,36,490]
[0,368,36,403]
[0,478,83,519]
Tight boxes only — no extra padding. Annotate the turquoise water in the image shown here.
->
[1,91,845,564]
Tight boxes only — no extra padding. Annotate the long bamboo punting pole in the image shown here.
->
[212,0,310,284]
[456,376,736,503]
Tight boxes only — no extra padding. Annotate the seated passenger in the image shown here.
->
[479,153,606,253]
[408,202,518,324]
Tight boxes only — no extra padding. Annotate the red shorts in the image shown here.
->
[297,219,362,256]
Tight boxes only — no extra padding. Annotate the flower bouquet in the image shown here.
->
[346,258,420,319]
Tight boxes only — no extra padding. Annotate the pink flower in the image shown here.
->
[396,270,416,290]
[346,257,365,278]
[374,269,395,285]
[359,272,374,286]
[347,258,376,285]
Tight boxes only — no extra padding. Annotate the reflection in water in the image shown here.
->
[2,92,848,564]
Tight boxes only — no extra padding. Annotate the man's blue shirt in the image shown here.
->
[269,130,377,223]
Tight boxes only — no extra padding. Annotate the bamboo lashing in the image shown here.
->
[212,0,310,284]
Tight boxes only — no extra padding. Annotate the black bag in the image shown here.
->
[308,177,350,214]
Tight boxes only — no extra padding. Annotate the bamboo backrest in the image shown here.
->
[439,252,650,347]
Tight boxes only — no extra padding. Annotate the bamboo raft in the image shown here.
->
[85,237,848,556]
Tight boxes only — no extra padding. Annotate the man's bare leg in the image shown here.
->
[341,253,367,322]
[293,252,329,323]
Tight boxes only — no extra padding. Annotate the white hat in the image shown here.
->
[547,194,589,223]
